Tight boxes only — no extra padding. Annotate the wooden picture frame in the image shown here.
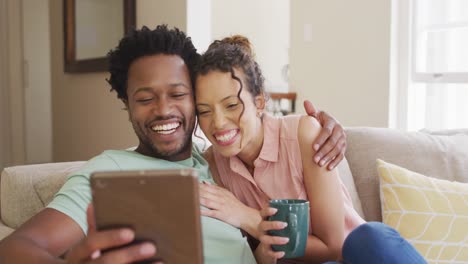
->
[63,0,136,73]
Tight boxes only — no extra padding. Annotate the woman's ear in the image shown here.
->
[254,93,266,112]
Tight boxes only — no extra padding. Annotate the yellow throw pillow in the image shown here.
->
[377,159,468,264]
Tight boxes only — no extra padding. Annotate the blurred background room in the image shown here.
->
[1,0,467,170]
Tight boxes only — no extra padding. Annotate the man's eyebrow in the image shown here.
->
[133,87,153,96]
[133,83,190,96]
[169,82,190,89]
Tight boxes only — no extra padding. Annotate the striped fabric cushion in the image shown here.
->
[377,159,468,263]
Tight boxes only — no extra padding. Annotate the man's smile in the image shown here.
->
[151,122,181,135]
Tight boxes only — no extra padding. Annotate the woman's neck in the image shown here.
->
[236,120,264,173]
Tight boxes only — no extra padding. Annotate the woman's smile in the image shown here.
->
[213,129,240,146]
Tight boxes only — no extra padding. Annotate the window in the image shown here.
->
[394,0,468,130]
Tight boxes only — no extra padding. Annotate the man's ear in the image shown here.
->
[122,99,129,110]
[122,99,131,121]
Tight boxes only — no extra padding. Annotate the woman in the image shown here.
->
[195,36,426,264]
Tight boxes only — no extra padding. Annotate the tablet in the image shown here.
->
[90,169,203,264]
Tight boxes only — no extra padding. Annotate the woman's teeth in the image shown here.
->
[151,123,180,134]
[215,130,237,142]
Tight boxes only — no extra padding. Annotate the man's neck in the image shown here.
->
[135,144,193,162]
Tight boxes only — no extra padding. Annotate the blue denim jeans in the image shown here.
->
[324,222,427,264]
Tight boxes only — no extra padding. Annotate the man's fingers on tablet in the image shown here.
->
[76,228,135,257]
[95,242,156,264]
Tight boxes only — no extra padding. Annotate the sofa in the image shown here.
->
[1,127,467,260]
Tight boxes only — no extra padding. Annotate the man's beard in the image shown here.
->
[132,120,193,160]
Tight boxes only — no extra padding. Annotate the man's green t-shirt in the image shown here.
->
[47,145,256,264]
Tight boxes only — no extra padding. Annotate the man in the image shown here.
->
[0,25,346,263]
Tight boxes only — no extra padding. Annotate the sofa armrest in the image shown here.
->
[0,219,14,241]
[0,161,85,229]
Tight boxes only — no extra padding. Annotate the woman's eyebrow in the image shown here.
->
[221,95,238,102]
[196,95,238,106]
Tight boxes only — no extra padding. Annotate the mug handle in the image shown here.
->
[288,213,298,248]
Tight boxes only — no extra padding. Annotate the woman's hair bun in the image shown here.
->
[210,35,254,57]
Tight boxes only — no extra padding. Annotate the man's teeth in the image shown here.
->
[151,123,180,134]
[215,130,237,142]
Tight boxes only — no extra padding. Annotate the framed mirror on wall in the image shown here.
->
[64,0,136,73]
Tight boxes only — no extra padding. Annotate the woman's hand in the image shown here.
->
[256,207,290,261]
[199,182,261,237]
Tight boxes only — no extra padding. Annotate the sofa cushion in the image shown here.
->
[336,158,364,218]
[345,128,468,221]
[377,159,468,263]
[1,162,85,228]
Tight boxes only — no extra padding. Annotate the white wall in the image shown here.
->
[50,0,189,162]
[2,0,26,166]
[211,0,290,92]
[187,0,211,53]
[22,0,53,164]
[137,0,187,29]
[6,0,395,164]
[0,0,11,170]
[290,0,392,127]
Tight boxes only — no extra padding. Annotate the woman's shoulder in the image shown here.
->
[298,114,321,128]
[297,115,322,144]
[270,114,320,141]
[265,114,302,140]
[273,114,319,128]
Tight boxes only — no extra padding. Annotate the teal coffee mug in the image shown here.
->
[268,199,310,258]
